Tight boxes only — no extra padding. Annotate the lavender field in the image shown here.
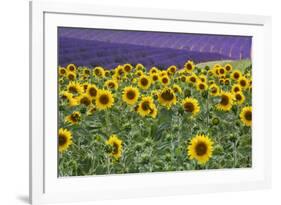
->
[58,28,252,69]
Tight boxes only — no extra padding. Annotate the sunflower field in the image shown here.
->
[58,60,252,176]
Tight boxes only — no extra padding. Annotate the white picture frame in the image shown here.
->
[29,1,272,204]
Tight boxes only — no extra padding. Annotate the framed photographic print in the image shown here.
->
[29,0,272,204]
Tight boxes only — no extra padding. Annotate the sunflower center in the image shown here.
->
[141,101,150,111]
[199,84,205,90]
[226,65,231,71]
[69,66,75,71]
[181,76,186,82]
[58,134,67,146]
[234,87,240,92]
[126,90,136,100]
[69,86,78,93]
[68,74,75,80]
[140,78,149,86]
[112,142,119,155]
[240,80,246,87]
[118,69,124,75]
[234,73,240,79]
[211,87,217,93]
[84,70,90,75]
[170,67,176,72]
[162,77,168,84]
[245,111,252,121]
[60,69,66,74]
[80,96,91,106]
[195,142,208,156]
[99,94,109,105]
[236,94,242,101]
[89,87,97,97]
[70,113,80,122]
[186,63,192,70]
[124,65,131,72]
[95,69,101,76]
[161,90,174,101]
[153,76,158,81]
[184,102,195,113]
[220,95,229,106]
[108,82,115,88]
[190,77,196,83]
[219,69,225,74]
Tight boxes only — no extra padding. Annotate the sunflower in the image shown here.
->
[82,82,90,92]
[58,128,73,153]
[93,66,105,78]
[122,86,140,105]
[224,63,233,72]
[224,78,230,85]
[86,84,99,99]
[106,135,123,160]
[96,89,114,110]
[135,70,144,77]
[160,75,170,86]
[115,65,125,77]
[137,96,155,117]
[238,76,249,89]
[184,60,195,72]
[59,67,67,76]
[66,63,77,73]
[77,93,92,106]
[240,106,252,126]
[136,63,145,71]
[138,75,152,90]
[216,91,233,111]
[196,82,208,92]
[187,74,198,85]
[180,75,187,83]
[199,74,207,83]
[60,91,78,107]
[172,84,182,94]
[151,73,159,82]
[231,84,242,93]
[182,97,200,116]
[104,70,110,77]
[159,70,168,77]
[65,111,81,125]
[105,79,118,90]
[123,63,133,73]
[158,87,177,109]
[167,65,177,74]
[209,84,220,96]
[231,70,242,81]
[66,71,76,81]
[218,67,226,76]
[67,81,83,95]
[187,134,214,165]
[234,91,245,105]
[82,67,91,76]
[150,105,158,118]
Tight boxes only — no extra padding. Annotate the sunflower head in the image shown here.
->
[67,81,83,95]
[149,67,159,75]
[137,96,155,117]
[123,63,133,73]
[158,87,177,109]
[234,91,245,105]
[231,70,242,81]
[187,74,198,85]
[180,75,187,83]
[182,97,200,116]
[240,106,252,126]
[122,86,140,105]
[58,128,73,153]
[238,76,249,89]
[67,71,76,81]
[138,75,152,90]
[184,60,195,72]
[60,91,78,107]
[160,75,170,86]
[106,135,123,160]
[65,111,81,125]
[224,64,233,72]
[151,73,159,82]
[172,84,182,94]
[136,63,145,71]
[59,67,67,76]
[196,82,208,92]
[82,67,91,76]
[167,65,177,74]
[216,91,233,111]
[115,65,125,77]
[232,84,242,93]
[77,93,92,106]
[86,84,99,99]
[187,134,214,165]
[209,84,220,96]
[93,66,105,78]
[105,79,118,90]
[66,63,77,73]
[96,89,114,110]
